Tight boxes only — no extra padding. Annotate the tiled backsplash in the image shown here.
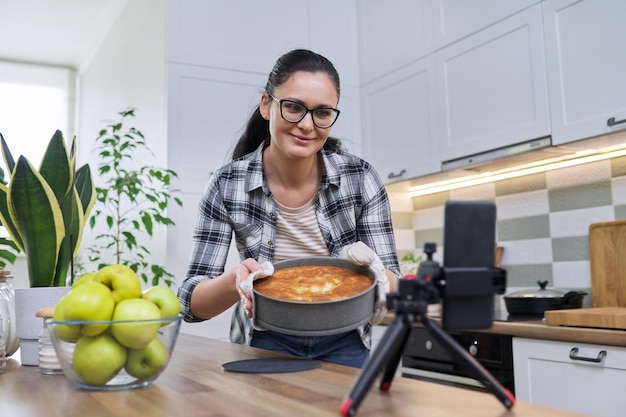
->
[389,155,626,300]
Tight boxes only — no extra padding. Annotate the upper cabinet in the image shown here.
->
[433,0,539,49]
[167,63,267,188]
[361,55,440,182]
[167,0,361,80]
[359,1,551,182]
[360,0,626,184]
[437,4,550,162]
[357,0,435,85]
[543,0,626,145]
[167,1,307,74]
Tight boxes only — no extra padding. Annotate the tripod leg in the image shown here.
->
[422,316,516,410]
[377,320,411,392]
[340,315,410,417]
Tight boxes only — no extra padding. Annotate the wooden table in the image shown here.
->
[0,333,591,417]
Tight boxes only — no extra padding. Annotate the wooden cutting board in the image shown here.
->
[589,220,626,307]
[545,221,626,329]
[544,307,626,329]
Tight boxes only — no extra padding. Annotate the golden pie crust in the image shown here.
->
[254,265,372,302]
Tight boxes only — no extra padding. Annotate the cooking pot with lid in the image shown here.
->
[503,280,587,316]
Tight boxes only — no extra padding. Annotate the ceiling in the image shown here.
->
[0,0,127,69]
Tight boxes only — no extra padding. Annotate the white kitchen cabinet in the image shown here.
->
[166,0,360,91]
[436,4,550,162]
[357,0,435,85]
[357,0,541,86]
[166,0,306,74]
[361,55,440,183]
[433,0,539,49]
[543,0,626,145]
[167,63,267,188]
[513,337,626,417]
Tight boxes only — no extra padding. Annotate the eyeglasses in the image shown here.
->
[268,94,340,129]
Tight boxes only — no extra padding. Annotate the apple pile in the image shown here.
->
[53,264,181,386]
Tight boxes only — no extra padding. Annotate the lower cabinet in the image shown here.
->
[513,338,626,417]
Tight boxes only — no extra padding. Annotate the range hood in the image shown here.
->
[387,130,626,197]
[441,136,561,172]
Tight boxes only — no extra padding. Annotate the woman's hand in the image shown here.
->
[235,259,273,318]
[339,242,390,325]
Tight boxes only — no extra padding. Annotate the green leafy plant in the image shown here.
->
[399,252,423,277]
[0,167,20,268]
[0,131,96,287]
[0,236,19,268]
[85,108,182,287]
[400,253,422,263]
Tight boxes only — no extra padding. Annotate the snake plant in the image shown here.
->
[0,130,96,287]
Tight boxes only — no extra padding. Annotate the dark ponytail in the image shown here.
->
[231,106,269,160]
[232,49,342,160]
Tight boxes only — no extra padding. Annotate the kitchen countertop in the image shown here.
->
[381,310,626,347]
[470,315,626,346]
[0,333,594,417]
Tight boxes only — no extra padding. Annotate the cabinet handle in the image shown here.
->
[388,169,406,180]
[569,347,607,363]
[607,117,626,127]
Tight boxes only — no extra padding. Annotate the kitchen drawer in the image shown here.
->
[513,337,626,417]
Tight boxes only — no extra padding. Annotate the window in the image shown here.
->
[0,61,75,239]
[0,60,75,170]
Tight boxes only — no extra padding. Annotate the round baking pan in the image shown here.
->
[253,257,377,336]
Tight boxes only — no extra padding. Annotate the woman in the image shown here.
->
[178,49,401,367]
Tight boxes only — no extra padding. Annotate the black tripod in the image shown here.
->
[340,244,515,417]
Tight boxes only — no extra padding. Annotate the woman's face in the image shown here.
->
[260,71,339,161]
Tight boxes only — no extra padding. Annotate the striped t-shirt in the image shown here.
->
[272,196,329,261]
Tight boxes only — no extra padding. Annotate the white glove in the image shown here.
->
[237,261,274,330]
[339,242,389,325]
[238,261,274,293]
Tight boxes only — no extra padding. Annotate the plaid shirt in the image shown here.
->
[178,142,400,349]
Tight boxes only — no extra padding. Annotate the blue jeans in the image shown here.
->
[250,329,369,368]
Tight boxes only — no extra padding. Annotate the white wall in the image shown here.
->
[74,0,167,279]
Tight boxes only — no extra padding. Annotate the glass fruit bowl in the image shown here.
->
[46,314,182,390]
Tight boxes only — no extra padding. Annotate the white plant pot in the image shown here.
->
[15,287,70,366]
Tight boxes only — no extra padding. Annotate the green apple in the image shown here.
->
[93,264,143,304]
[125,337,168,379]
[62,281,115,336]
[72,332,127,386]
[142,286,181,321]
[111,298,161,349]
[52,295,81,343]
[72,272,96,288]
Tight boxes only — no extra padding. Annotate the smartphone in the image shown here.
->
[441,200,499,330]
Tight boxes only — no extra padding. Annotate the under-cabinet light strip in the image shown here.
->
[408,148,626,197]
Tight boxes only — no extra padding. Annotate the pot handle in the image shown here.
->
[552,291,581,306]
